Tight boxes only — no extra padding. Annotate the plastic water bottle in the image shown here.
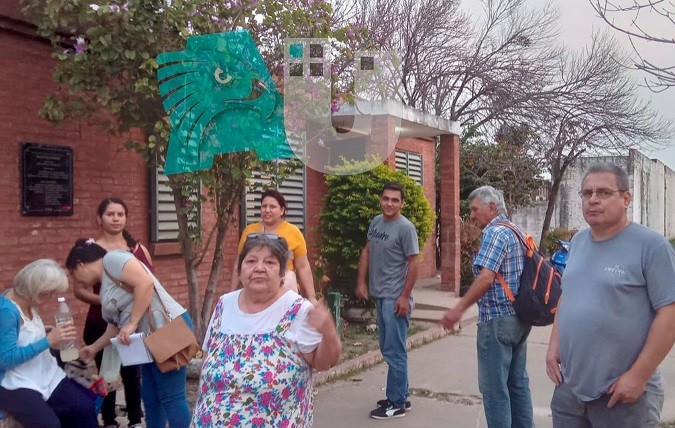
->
[55,297,78,362]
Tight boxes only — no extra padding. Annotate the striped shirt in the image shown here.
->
[472,216,524,322]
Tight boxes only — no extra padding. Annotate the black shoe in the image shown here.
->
[376,398,412,411]
[370,404,406,419]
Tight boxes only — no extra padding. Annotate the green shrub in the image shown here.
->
[543,227,577,255]
[318,159,435,301]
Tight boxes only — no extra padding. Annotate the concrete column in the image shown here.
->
[439,133,460,293]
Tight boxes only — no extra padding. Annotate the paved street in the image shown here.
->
[313,278,675,427]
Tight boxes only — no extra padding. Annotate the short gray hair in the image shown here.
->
[468,186,508,216]
[237,234,290,279]
[582,163,630,191]
[13,259,69,303]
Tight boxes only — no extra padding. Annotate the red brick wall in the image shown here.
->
[304,167,327,269]
[0,27,236,339]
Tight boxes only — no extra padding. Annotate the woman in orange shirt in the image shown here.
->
[229,189,316,302]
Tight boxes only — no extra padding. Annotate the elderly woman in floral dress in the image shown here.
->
[192,234,341,427]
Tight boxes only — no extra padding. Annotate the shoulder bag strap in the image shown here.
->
[103,263,171,331]
[493,222,525,302]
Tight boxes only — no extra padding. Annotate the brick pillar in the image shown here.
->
[369,115,398,164]
[305,166,327,265]
[440,133,460,293]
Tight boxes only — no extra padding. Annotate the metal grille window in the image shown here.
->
[395,150,423,185]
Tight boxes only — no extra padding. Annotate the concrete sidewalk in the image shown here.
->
[107,276,675,427]
[313,276,675,427]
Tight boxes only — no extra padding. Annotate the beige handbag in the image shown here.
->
[143,309,200,373]
[103,265,199,373]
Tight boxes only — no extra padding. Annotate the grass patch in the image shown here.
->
[660,422,675,428]
[670,238,675,248]
[339,321,428,363]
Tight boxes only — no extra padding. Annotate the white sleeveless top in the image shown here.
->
[0,300,65,399]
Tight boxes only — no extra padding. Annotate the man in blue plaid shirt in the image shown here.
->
[440,185,533,428]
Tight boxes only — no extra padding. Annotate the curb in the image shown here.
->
[312,315,476,388]
[187,315,478,384]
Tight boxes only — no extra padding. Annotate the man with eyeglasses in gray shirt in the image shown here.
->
[546,162,675,427]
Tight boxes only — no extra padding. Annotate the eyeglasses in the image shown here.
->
[246,233,288,244]
[247,233,280,240]
[579,188,626,200]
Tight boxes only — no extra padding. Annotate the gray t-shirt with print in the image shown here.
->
[101,250,186,335]
[367,214,419,299]
[557,222,675,401]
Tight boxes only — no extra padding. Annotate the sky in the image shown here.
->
[552,0,675,171]
[461,0,675,171]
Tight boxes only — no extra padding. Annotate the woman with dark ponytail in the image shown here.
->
[72,198,150,428]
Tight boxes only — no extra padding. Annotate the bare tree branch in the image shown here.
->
[590,0,675,90]
[530,32,672,245]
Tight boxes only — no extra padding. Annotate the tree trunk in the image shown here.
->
[198,171,247,342]
[539,176,562,252]
[199,217,228,343]
[168,178,204,342]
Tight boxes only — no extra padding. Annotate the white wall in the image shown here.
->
[666,168,675,238]
[511,201,551,244]
[633,151,667,235]
[512,150,675,240]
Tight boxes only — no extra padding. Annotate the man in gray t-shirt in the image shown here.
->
[546,162,675,427]
[356,182,419,420]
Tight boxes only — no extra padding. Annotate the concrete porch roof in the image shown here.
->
[331,99,461,139]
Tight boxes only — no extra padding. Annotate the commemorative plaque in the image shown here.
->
[21,143,73,216]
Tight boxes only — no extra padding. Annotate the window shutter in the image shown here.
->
[395,150,423,185]
[243,165,306,232]
[150,166,180,241]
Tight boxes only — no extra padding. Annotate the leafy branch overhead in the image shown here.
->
[23,0,365,342]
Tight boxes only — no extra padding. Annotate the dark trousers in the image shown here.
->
[84,321,143,426]
[0,377,98,428]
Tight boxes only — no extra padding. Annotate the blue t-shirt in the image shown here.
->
[558,223,675,400]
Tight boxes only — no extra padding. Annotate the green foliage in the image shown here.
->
[542,227,577,256]
[459,199,471,220]
[22,0,367,241]
[319,159,435,300]
[460,125,544,215]
[22,0,364,340]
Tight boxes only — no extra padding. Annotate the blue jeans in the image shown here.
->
[140,312,193,428]
[477,314,533,428]
[376,297,412,409]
